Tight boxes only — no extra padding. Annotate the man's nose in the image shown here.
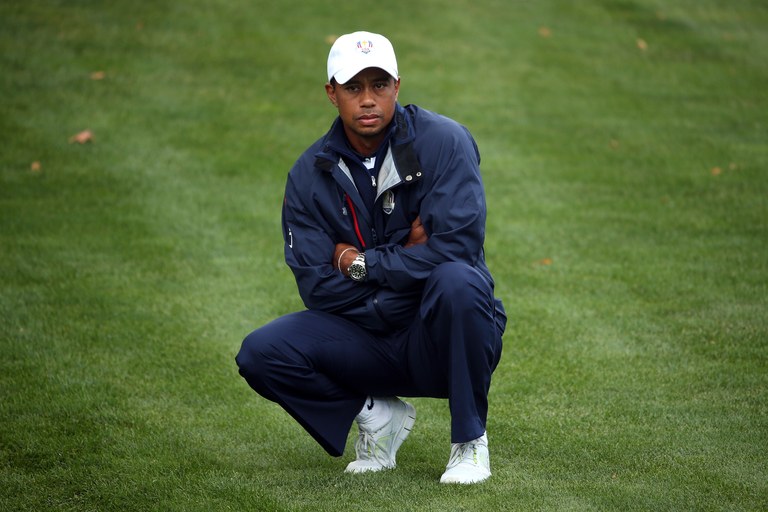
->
[360,87,376,106]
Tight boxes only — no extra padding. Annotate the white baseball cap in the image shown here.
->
[327,31,399,84]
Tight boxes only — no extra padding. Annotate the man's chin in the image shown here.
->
[354,125,385,139]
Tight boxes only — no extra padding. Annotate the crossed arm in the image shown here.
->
[332,216,427,276]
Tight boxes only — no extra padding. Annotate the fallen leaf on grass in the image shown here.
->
[711,163,740,176]
[325,34,338,45]
[69,130,93,144]
[30,161,41,173]
[636,38,648,51]
[536,258,553,266]
[538,26,552,38]
[90,70,106,80]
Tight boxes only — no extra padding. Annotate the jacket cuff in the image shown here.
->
[363,249,381,284]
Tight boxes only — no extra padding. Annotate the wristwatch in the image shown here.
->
[347,253,367,282]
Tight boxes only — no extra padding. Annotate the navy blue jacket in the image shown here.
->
[282,103,505,333]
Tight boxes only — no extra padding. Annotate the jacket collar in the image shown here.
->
[314,103,419,178]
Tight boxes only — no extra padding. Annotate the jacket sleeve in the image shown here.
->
[281,172,379,313]
[364,124,487,291]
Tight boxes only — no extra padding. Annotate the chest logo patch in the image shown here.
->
[382,190,395,215]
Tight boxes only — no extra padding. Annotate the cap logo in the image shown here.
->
[357,40,373,54]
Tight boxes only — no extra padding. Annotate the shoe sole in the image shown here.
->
[439,472,491,484]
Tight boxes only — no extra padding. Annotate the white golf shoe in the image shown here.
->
[345,397,416,473]
[439,432,491,484]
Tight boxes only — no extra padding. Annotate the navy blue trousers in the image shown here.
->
[236,262,505,457]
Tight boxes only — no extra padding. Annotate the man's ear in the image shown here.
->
[325,83,338,107]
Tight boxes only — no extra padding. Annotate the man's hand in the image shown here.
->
[333,243,359,276]
[405,216,428,248]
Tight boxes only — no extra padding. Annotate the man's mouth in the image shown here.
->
[358,114,380,126]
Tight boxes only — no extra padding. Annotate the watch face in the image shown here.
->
[349,259,366,282]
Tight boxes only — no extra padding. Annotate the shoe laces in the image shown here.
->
[355,428,392,467]
[447,439,482,468]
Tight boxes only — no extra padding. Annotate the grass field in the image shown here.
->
[2,0,767,510]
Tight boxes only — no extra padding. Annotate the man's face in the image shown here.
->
[326,67,400,155]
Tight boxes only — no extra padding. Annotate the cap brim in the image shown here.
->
[333,65,398,84]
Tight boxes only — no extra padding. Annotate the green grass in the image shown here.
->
[2,0,766,510]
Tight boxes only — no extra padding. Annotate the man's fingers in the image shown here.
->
[405,216,428,248]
